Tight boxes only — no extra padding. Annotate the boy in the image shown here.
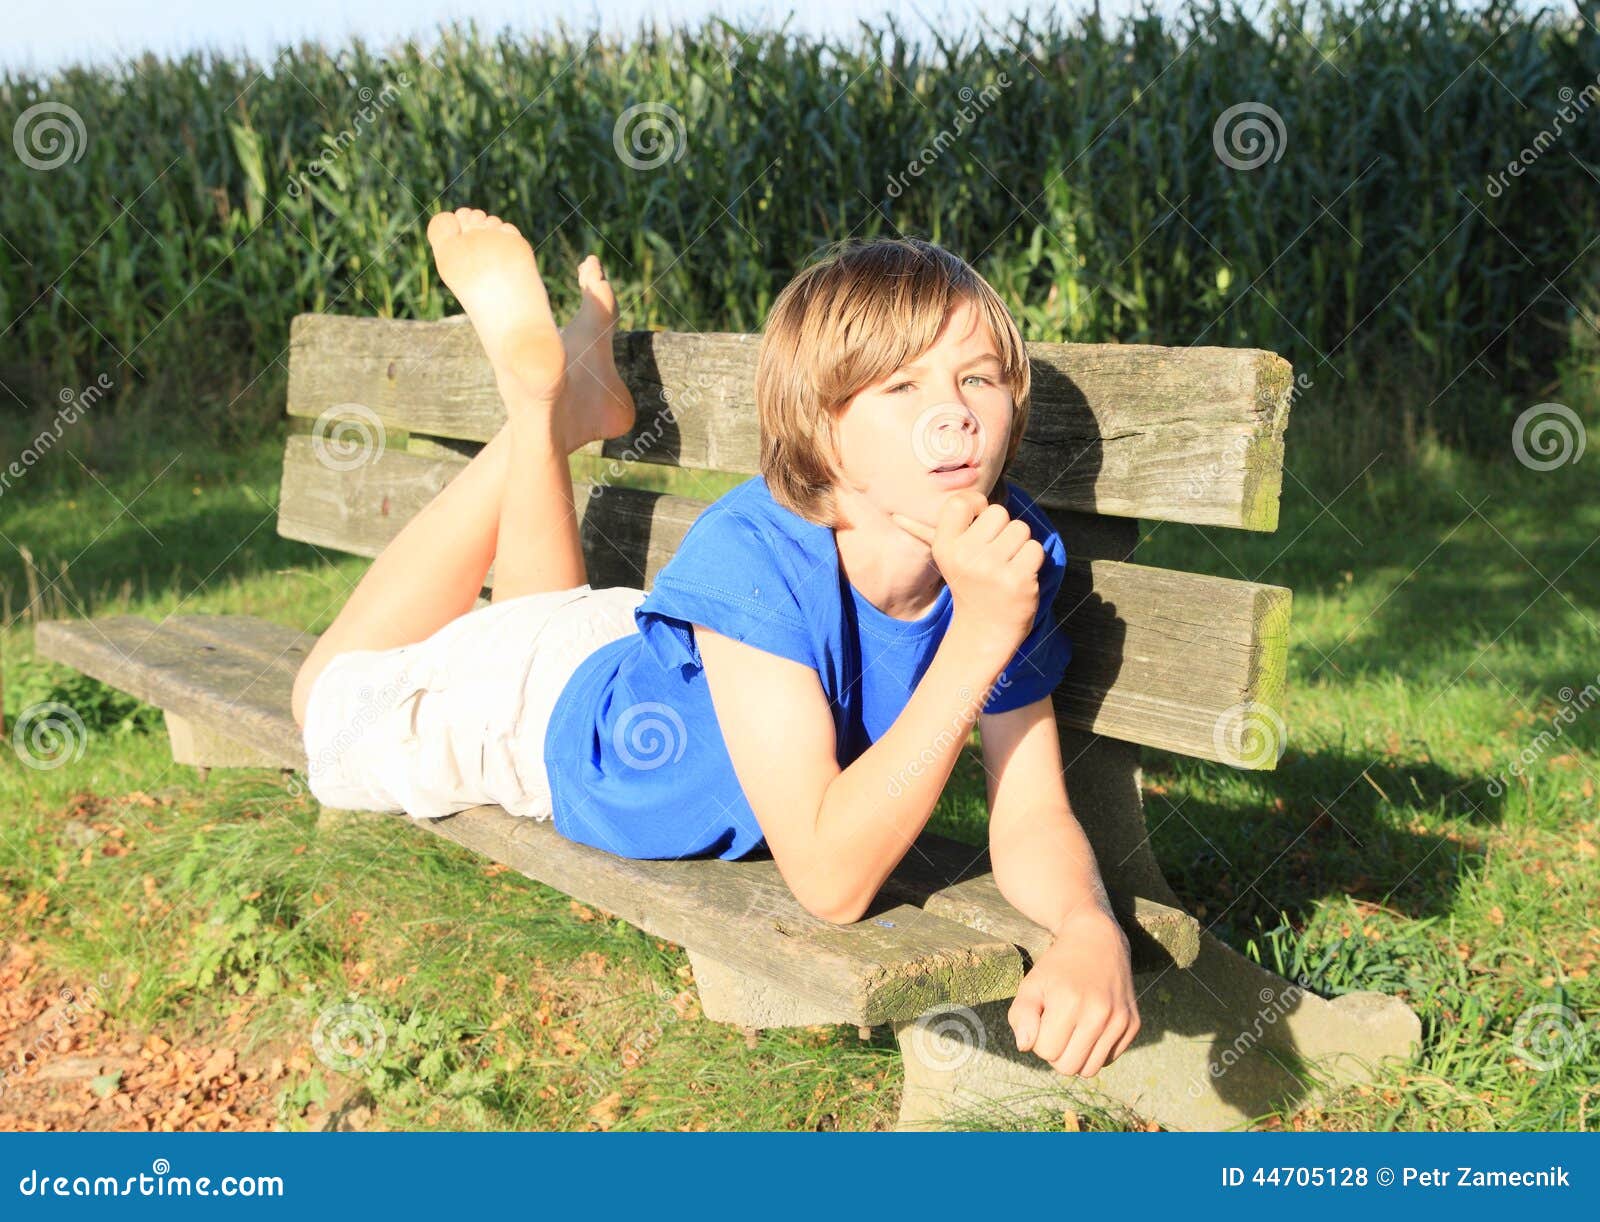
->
[292,208,1140,1079]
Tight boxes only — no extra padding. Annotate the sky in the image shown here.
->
[6,0,1299,73]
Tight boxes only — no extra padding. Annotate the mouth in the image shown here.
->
[928,457,979,474]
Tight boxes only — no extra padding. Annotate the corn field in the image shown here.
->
[1,0,1597,451]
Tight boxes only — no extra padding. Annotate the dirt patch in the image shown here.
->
[0,937,366,1132]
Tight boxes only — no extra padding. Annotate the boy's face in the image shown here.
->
[828,298,1012,525]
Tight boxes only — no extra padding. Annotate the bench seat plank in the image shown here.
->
[426,808,1023,1025]
[33,613,1199,1007]
[34,616,309,766]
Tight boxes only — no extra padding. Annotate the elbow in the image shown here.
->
[793,877,871,926]
[802,895,869,926]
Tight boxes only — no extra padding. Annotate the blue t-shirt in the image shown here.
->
[541,474,1073,861]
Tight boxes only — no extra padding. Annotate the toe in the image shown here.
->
[427,211,462,244]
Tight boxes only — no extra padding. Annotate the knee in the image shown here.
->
[291,655,322,730]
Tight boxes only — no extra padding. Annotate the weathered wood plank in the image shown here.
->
[33,617,307,766]
[424,807,1022,1025]
[277,438,1290,767]
[33,612,1203,1007]
[876,835,1200,972]
[285,313,1292,530]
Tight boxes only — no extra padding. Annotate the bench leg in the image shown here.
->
[686,950,857,1033]
[892,931,1421,1131]
[165,711,287,771]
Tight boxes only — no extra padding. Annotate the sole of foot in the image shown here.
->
[426,208,635,451]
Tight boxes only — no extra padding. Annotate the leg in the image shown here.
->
[291,208,636,726]
[291,427,512,725]
[424,208,633,604]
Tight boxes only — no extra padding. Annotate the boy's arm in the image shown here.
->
[696,614,1014,924]
[980,694,1141,1077]
[979,694,1117,933]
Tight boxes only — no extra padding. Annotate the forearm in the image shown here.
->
[989,801,1116,936]
[808,617,1009,920]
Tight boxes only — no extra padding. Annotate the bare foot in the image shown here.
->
[427,208,567,424]
[559,254,636,448]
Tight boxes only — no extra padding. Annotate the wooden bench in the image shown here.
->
[36,313,1420,1130]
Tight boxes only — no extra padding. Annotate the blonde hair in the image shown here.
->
[754,236,1031,527]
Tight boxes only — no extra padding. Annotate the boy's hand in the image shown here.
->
[890,490,1043,666]
[1009,910,1141,1077]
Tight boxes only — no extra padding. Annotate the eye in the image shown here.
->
[887,381,915,394]
[964,375,993,387]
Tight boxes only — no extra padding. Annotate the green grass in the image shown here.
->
[1,368,1597,1131]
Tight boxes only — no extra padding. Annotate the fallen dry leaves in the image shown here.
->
[0,937,350,1132]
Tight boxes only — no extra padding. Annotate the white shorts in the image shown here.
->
[301,583,648,820]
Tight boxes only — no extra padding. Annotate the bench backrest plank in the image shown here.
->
[286,314,1293,531]
[279,436,1289,768]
